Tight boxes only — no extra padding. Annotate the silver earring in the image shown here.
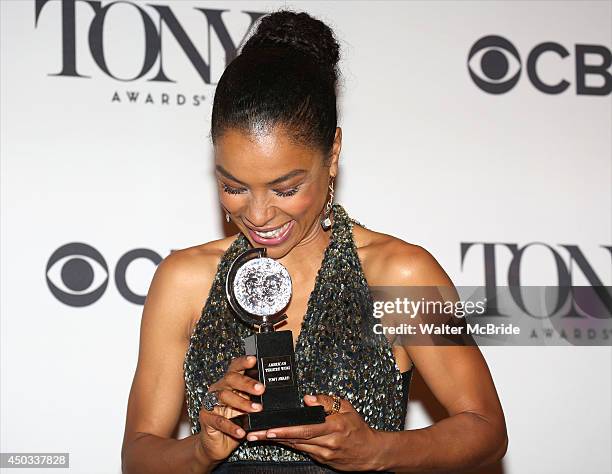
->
[225,212,230,223]
[320,179,335,231]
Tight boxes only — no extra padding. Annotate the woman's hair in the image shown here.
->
[211,10,340,159]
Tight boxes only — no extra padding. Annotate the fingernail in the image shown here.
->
[251,402,262,410]
[237,428,246,437]
[305,394,316,402]
[266,432,276,438]
[254,383,263,391]
[248,356,256,362]
[247,434,257,441]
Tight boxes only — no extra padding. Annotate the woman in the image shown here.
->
[121,10,507,474]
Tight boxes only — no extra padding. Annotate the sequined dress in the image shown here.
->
[183,204,413,473]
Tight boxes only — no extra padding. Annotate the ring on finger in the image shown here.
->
[325,394,342,415]
[202,390,222,411]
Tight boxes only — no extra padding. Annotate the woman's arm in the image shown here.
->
[121,248,220,474]
[375,346,508,472]
[122,433,212,474]
[371,242,508,473]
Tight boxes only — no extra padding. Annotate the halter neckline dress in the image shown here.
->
[184,204,412,473]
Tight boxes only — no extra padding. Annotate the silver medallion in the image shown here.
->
[233,257,292,317]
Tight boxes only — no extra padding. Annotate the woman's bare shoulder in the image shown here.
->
[352,224,453,287]
[165,233,238,273]
[151,233,240,339]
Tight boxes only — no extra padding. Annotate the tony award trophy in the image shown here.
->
[225,247,326,431]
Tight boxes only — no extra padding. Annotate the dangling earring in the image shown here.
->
[320,178,335,231]
[225,212,230,223]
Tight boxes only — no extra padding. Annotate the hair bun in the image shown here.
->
[241,10,340,82]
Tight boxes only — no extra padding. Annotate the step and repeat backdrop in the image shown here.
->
[1,1,610,473]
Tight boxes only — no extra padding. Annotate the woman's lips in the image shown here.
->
[247,220,295,246]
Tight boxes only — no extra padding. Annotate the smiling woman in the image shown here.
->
[213,125,337,254]
[121,9,507,474]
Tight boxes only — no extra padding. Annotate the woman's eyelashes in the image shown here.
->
[221,182,301,197]
[273,186,300,197]
[221,182,246,195]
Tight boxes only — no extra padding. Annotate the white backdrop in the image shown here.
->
[1,1,611,473]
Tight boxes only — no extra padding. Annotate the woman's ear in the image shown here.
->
[329,127,342,177]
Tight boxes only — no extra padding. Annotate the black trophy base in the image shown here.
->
[231,405,326,432]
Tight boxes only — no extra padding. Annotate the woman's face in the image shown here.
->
[214,124,341,259]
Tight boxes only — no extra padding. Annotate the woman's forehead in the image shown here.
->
[214,126,322,167]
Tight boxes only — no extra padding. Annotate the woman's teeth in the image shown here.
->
[254,221,291,239]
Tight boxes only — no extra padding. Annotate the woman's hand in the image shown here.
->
[247,394,386,471]
[196,355,265,465]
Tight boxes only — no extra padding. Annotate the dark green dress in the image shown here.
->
[183,204,412,473]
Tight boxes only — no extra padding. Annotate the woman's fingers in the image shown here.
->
[209,356,265,399]
[219,404,247,419]
[200,405,246,439]
[210,371,264,399]
[275,441,334,462]
[224,371,265,396]
[304,394,351,414]
[200,354,265,438]
[227,354,257,373]
[217,388,263,413]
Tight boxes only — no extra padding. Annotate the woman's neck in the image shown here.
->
[278,214,334,281]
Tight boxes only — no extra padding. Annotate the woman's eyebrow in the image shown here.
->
[215,165,246,185]
[215,165,307,186]
[266,169,307,185]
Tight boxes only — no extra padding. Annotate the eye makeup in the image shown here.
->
[220,181,302,198]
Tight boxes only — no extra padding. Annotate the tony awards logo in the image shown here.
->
[226,247,326,431]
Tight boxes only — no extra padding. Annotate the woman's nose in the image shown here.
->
[244,198,275,228]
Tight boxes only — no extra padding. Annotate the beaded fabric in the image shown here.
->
[183,203,407,467]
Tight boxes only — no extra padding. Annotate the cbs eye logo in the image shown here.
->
[468,35,612,95]
[46,242,162,307]
[468,36,521,94]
